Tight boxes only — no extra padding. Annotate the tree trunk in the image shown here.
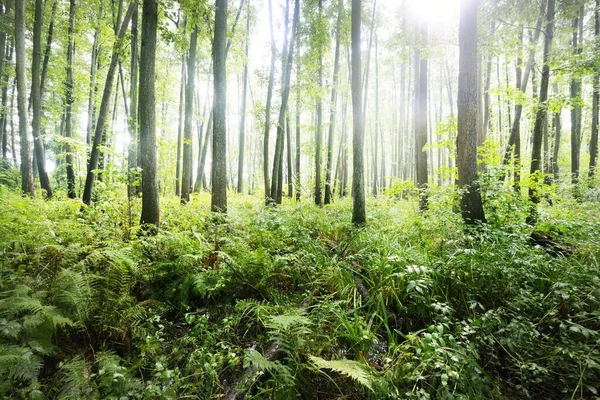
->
[415,20,429,211]
[64,0,76,199]
[31,0,52,197]
[351,0,365,225]
[527,0,554,225]
[324,0,342,205]
[15,0,34,196]
[263,0,276,202]
[570,5,584,185]
[86,4,102,146]
[295,78,301,201]
[237,2,250,194]
[270,0,298,204]
[314,0,324,206]
[139,0,159,227]
[175,54,185,196]
[40,0,57,97]
[82,2,134,205]
[457,0,486,224]
[552,82,561,180]
[286,114,293,197]
[128,2,139,198]
[180,26,198,204]
[501,0,546,173]
[590,0,599,178]
[212,0,228,213]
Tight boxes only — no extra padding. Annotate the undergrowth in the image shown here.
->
[0,183,599,399]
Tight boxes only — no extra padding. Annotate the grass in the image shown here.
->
[0,182,599,399]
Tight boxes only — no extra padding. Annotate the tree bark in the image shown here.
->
[270,0,299,204]
[314,0,324,206]
[139,0,159,227]
[457,0,486,224]
[324,0,342,205]
[128,2,139,198]
[263,0,276,202]
[570,5,583,185]
[86,4,102,146]
[527,0,554,225]
[175,54,185,196]
[82,2,134,205]
[15,0,34,196]
[64,0,76,198]
[415,20,428,211]
[237,1,250,194]
[180,26,198,204]
[351,0,366,225]
[31,0,53,197]
[212,0,228,213]
[590,0,599,178]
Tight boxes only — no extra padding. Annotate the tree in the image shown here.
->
[314,0,324,206]
[128,2,139,198]
[324,0,342,205]
[64,0,76,199]
[138,0,159,227]
[351,0,365,225]
[82,3,135,205]
[180,25,198,204]
[415,19,428,211]
[589,0,599,178]
[237,1,250,194]
[31,0,52,198]
[212,0,228,213]
[270,0,299,204]
[263,0,276,203]
[457,0,485,224]
[14,0,34,196]
[570,3,583,185]
[527,0,554,225]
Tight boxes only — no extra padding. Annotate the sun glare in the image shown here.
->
[400,0,461,25]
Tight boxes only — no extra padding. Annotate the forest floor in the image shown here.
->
[0,183,599,399]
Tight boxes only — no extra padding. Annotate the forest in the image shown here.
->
[0,0,599,398]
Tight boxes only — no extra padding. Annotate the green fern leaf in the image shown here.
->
[309,355,373,390]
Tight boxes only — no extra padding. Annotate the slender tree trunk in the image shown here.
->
[314,0,324,205]
[286,114,293,197]
[128,2,139,198]
[295,78,301,201]
[15,0,34,196]
[212,0,228,212]
[552,82,561,179]
[175,55,185,196]
[528,0,554,224]
[40,0,57,97]
[571,5,584,185]
[590,0,600,178]
[82,3,134,205]
[31,0,52,197]
[457,0,486,224]
[139,0,159,227]
[181,26,198,204]
[263,0,276,202]
[415,20,429,211]
[237,2,250,194]
[64,0,76,198]
[198,109,213,191]
[351,0,365,224]
[324,0,342,205]
[270,0,299,204]
[513,27,524,191]
[86,4,102,146]
[501,0,546,172]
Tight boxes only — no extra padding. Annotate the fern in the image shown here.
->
[244,348,295,386]
[309,355,374,390]
[0,344,42,383]
[57,356,96,399]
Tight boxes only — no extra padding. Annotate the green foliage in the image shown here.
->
[0,186,598,398]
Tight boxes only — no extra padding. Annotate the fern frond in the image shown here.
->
[0,345,42,383]
[309,355,374,390]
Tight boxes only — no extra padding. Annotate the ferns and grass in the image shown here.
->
[0,186,599,398]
